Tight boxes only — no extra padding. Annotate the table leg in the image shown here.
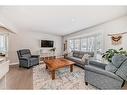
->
[70,65,73,72]
[52,70,55,80]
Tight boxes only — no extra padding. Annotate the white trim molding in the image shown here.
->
[9,62,19,66]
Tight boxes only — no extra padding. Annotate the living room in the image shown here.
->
[0,6,127,90]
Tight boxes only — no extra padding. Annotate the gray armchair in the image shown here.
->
[17,49,39,68]
[84,60,125,89]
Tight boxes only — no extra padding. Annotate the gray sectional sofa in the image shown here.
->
[65,50,94,69]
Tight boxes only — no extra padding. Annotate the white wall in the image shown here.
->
[8,31,62,64]
[0,15,18,34]
[63,15,127,52]
[104,16,127,50]
[2,15,127,64]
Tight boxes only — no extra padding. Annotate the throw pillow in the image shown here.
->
[82,54,90,63]
[68,52,73,57]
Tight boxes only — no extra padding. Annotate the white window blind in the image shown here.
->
[69,33,102,53]
[74,39,80,51]
[81,38,87,51]
[69,40,74,51]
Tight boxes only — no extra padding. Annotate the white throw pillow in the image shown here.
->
[82,54,90,63]
[68,52,73,57]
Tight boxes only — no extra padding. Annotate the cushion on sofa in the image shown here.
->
[78,51,94,58]
[112,55,127,68]
[73,51,80,58]
[65,51,94,68]
[68,56,82,64]
[65,56,73,60]
[22,54,31,58]
[68,52,73,57]
[115,59,127,81]
[30,58,39,65]
[83,52,94,57]
[105,62,118,73]
[78,52,85,58]
[105,55,127,73]
[20,49,31,55]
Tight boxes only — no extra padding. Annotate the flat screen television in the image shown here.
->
[41,40,54,47]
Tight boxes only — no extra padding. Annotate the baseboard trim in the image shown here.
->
[9,62,19,66]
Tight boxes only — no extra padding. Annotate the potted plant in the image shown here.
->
[50,47,56,52]
[102,48,127,62]
[50,47,56,55]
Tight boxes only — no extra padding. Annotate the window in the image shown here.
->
[69,40,74,51]
[81,38,87,51]
[87,36,95,52]
[0,34,8,53]
[74,39,80,50]
[69,33,102,53]
[96,34,102,52]
[69,39,80,51]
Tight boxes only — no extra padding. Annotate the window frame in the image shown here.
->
[0,33,8,53]
[68,33,103,53]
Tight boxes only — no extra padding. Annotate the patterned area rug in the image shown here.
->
[33,64,97,90]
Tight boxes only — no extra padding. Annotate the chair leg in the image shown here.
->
[122,80,125,87]
[85,82,88,85]
[27,67,30,69]
[19,65,21,68]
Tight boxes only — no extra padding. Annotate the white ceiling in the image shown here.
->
[0,6,127,36]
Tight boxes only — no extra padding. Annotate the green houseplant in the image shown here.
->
[102,48,127,62]
[49,47,56,55]
[50,47,56,52]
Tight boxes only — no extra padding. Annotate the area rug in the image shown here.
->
[33,64,97,90]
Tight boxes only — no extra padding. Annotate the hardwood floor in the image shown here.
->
[0,65,33,90]
[0,64,127,90]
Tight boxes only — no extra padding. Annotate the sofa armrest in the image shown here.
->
[89,60,106,69]
[85,65,123,81]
